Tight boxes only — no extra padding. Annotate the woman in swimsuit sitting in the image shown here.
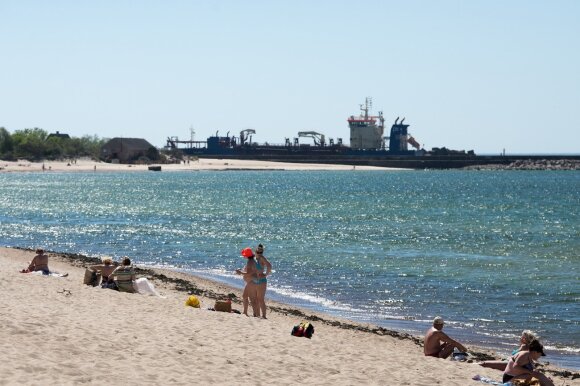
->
[503,339,554,386]
[21,248,50,274]
[480,329,537,370]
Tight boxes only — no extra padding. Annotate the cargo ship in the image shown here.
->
[165,99,574,169]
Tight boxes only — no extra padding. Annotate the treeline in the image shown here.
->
[0,127,107,161]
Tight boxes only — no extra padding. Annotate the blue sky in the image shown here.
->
[1,0,578,154]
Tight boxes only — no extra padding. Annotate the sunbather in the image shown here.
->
[89,257,117,289]
[480,330,537,370]
[503,339,553,386]
[110,257,136,293]
[21,248,50,274]
[424,316,467,358]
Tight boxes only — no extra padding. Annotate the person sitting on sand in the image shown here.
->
[21,248,50,274]
[503,339,554,386]
[110,257,136,293]
[424,316,468,358]
[235,247,259,317]
[480,329,537,370]
[89,257,118,289]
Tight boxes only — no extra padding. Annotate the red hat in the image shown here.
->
[241,247,254,258]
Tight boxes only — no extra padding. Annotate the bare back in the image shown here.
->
[29,253,49,272]
[424,327,445,355]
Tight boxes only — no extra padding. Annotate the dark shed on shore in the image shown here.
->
[100,137,159,163]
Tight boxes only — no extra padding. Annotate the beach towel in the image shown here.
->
[134,278,165,298]
[28,270,69,278]
[472,374,515,385]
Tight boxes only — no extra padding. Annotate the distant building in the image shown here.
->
[47,131,71,140]
[100,137,159,163]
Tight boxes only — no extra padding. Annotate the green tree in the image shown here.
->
[11,128,48,160]
[0,127,14,158]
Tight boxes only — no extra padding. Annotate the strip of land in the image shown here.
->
[2,247,578,385]
[0,158,403,173]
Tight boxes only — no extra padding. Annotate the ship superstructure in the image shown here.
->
[163,98,492,168]
[348,97,385,150]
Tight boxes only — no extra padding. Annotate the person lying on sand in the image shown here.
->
[503,339,554,386]
[480,329,537,371]
[20,248,50,274]
[423,316,468,359]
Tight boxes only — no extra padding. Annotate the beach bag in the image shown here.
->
[83,268,100,286]
[185,295,201,308]
[214,300,232,313]
[291,321,314,339]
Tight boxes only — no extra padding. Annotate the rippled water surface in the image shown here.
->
[1,170,578,368]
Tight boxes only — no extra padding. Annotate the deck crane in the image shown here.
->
[298,131,326,146]
[240,129,256,145]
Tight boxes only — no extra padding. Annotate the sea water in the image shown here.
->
[1,170,578,369]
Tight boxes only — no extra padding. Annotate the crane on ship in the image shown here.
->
[240,129,256,145]
[298,131,326,146]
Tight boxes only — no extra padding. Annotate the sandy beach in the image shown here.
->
[0,157,402,173]
[1,247,578,386]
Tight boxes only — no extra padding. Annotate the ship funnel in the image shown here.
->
[395,117,399,125]
[401,117,405,124]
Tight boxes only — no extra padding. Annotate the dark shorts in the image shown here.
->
[503,374,514,383]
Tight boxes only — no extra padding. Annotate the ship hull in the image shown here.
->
[179,147,578,169]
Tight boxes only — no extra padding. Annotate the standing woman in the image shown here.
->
[254,244,272,319]
[235,247,259,317]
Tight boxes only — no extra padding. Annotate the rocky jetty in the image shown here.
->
[465,159,580,171]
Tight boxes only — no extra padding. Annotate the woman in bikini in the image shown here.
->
[235,247,259,317]
[480,330,537,370]
[503,339,554,386]
[254,244,272,319]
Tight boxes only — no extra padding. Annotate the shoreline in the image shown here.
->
[0,158,405,173]
[2,246,578,385]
